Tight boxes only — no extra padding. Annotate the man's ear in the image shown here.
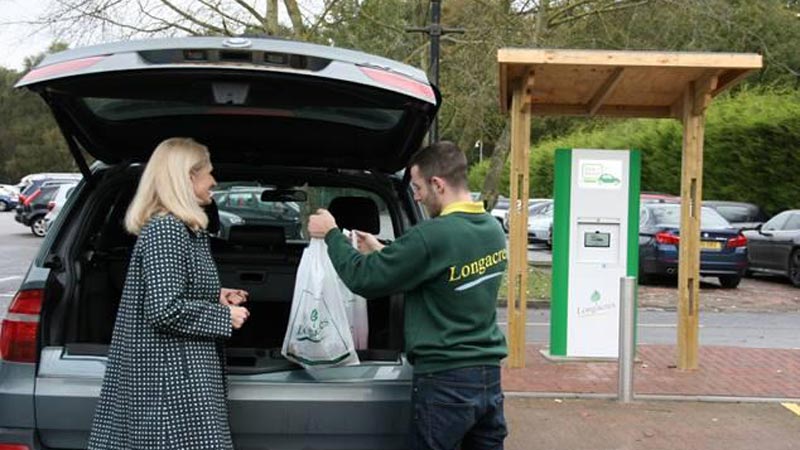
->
[431,176,445,195]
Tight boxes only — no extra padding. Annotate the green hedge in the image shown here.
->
[469,89,800,215]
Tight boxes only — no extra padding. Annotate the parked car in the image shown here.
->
[15,182,78,237]
[641,192,680,204]
[527,200,554,245]
[0,185,19,211]
[742,209,800,287]
[489,196,509,231]
[43,183,79,232]
[2,36,439,450]
[703,200,769,231]
[639,203,748,288]
[17,173,82,204]
[502,198,551,231]
[212,187,302,239]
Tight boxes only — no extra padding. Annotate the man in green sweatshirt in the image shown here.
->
[308,141,508,450]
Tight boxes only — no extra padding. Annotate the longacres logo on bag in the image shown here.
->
[296,306,330,343]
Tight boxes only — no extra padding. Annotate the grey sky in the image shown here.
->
[0,0,53,70]
[0,0,322,72]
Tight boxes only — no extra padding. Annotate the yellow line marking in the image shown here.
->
[782,403,800,417]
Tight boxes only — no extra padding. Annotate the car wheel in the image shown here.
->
[31,216,47,237]
[0,201,7,211]
[718,275,741,289]
[790,249,800,287]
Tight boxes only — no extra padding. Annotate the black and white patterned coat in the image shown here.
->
[88,214,234,450]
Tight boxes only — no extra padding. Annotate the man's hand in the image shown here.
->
[229,305,249,330]
[354,230,385,254]
[308,209,338,238]
[220,288,248,306]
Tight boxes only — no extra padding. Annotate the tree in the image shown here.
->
[0,43,76,183]
[36,0,341,42]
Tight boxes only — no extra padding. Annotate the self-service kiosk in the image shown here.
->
[549,148,640,359]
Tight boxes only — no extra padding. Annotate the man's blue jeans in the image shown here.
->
[410,365,507,450]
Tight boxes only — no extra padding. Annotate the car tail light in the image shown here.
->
[23,189,40,206]
[0,444,31,450]
[359,66,436,103]
[655,232,680,245]
[727,234,747,248]
[19,55,107,84]
[47,201,56,211]
[0,289,43,363]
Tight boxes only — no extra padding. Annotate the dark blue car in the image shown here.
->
[0,190,18,212]
[639,203,748,288]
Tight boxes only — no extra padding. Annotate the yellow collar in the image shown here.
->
[440,201,485,216]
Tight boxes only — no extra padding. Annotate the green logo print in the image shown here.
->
[311,309,319,322]
[598,173,621,185]
[591,290,601,303]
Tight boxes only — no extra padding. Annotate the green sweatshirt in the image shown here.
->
[325,201,508,374]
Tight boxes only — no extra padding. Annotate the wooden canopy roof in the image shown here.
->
[498,49,763,118]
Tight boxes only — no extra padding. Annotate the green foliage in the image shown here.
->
[469,89,800,215]
[0,52,76,184]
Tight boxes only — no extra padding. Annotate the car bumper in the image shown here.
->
[641,251,747,276]
[527,229,549,242]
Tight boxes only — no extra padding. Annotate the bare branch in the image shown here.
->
[231,0,265,25]
[283,0,305,34]
[402,41,430,65]
[306,0,341,39]
[358,9,407,34]
[157,0,226,34]
[548,0,652,28]
[197,0,253,29]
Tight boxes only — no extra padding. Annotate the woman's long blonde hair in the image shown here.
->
[125,137,211,235]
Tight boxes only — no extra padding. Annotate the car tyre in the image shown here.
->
[789,249,800,288]
[0,200,7,211]
[718,275,741,289]
[31,216,47,237]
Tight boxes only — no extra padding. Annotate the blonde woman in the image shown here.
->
[87,137,249,450]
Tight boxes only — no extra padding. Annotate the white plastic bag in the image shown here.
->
[282,238,360,368]
[343,230,369,350]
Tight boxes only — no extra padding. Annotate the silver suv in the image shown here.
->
[1,36,438,450]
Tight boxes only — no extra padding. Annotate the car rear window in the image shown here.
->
[714,205,753,223]
[647,205,730,228]
[213,183,394,242]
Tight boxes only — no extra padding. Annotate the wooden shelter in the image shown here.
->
[497,49,762,370]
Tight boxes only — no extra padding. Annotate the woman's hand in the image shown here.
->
[220,288,248,306]
[229,305,250,330]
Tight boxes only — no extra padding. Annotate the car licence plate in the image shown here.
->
[700,240,722,251]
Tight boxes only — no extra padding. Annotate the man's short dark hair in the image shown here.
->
[408,141,468,190]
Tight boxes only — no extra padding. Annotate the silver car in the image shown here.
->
[2,36,438,450]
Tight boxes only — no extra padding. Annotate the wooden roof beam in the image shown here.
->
[669,70,721,118]
[693,70,720,116]
[522,70,535,111]
[497,49,763,70]
[587,67,625,116]
[532,103,671,118]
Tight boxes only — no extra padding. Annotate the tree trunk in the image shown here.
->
[480,119,511,210]
[283,0,306,35]
[267,0,279,35]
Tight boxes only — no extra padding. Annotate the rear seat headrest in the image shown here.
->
[228,225,287,249]
[328,196,381,235]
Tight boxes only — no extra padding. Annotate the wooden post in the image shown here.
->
[507,74,532,368]
[677,75,716,370]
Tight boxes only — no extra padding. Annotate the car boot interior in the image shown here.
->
[45,164,406,372]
